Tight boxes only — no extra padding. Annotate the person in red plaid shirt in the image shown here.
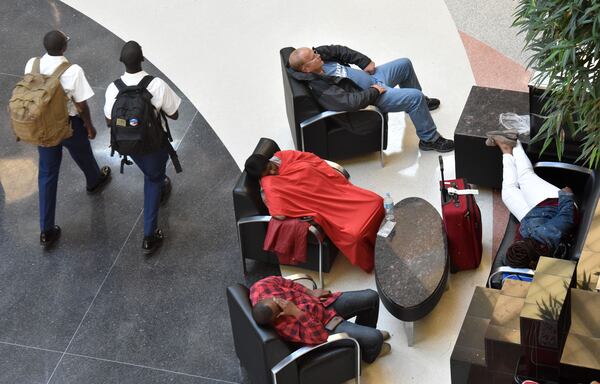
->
[250,275,391,363]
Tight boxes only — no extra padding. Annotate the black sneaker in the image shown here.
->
[425,96,440,111]
[160,176,172,206]
[87,166,112,194]
[40,225,61,249]
[142,229,164,255]
[419,136,455,152]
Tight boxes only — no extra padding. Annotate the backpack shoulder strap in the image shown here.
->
[51,61,72,79]
[138,75,155,89]
[32,58,41,74]
[113,78,127,92]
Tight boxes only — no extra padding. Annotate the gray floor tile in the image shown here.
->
[66,117,247,382]
[0,343,62,384]
[50,354,236,384]
[0,74,137,350]
[1,2,272,383]
[0,0,187,99]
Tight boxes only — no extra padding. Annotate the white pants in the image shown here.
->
[501,141,559,221]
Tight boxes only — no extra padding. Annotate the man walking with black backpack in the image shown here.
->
[15,30,112,249]
[104,41,182,255]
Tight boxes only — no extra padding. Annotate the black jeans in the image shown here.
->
[330,289,383,363]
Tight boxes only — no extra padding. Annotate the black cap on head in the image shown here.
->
[120,40,144,66]
[43,30,68,55]
[244,154,269,179]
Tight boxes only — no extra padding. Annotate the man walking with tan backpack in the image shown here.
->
[9,30,111,249]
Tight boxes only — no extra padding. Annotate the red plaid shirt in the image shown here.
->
[249,276,341,345]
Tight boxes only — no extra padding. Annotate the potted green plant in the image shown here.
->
[514,0,600,167]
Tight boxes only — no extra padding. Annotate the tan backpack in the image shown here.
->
[8,58,73,147]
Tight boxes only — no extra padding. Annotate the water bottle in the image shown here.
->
[383,193,394,221]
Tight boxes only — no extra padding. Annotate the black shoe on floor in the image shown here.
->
[419,136,455,152]
[160,176,172,206]
[87,166,112,194]
[425,96,440,111]
[40,225,61,249]
[142,229,164,255]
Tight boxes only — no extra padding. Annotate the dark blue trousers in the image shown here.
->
[131,148,168,236]
[38,116,101,232]
[330,289,384,363]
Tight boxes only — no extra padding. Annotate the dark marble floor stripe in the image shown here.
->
[0,342,62,384]
[44,209,144,384]
[0,340,63,354]
[1,1,279,383]
[53,353,241,384]
[45,103,201,383]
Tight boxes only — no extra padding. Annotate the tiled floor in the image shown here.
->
[1,0,537,383]
[0,1,280,383]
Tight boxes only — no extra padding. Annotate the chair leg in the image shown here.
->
[379,114,385,168]
[318,239,324,289]
[237,222,247,275]
[354,338,361,384]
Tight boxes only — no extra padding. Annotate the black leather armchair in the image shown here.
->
[232,138,344,288]
[280,47,388,166]
[226,275,360,384]
[487,162,600,288]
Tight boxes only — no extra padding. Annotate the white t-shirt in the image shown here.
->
[24,54,95,116]
[103,71,181,119]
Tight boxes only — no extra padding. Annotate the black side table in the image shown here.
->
[454,86,530,189]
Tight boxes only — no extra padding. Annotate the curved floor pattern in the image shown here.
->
[0,1,276,383]
[444,0,531,67]
[59,1,492,384]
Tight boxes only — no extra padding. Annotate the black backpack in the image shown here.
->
[110,75,182,173]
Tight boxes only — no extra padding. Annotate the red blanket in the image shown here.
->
[261,150,384,272]
[263,218,309,265]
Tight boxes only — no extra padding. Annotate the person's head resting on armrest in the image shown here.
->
[252,298,282,326]
[289,47,324,75]
[244,154,279,180]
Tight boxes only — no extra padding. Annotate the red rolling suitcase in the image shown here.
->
[439,156,482,272]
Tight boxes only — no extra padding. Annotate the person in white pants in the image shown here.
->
[501,140,560,221]
[487,131,576,268]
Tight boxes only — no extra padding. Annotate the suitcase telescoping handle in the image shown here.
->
[439,155,445,187]
[439,155,449,203]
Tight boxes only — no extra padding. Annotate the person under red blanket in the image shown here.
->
[244,150,384,272]
[250,275,391,363]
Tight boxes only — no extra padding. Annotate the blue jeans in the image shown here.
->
[372,58,439,142]
[330,289,383,363]
[520,192,576,250]
[131,148,168,236]
[38,116,101,232]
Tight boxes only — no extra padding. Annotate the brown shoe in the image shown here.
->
[486,135,517,147]
[379,330,391,341]
[486,129,518,140]
[378,342,391,358]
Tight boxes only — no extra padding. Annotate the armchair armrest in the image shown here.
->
[299,105,386,167]
[237,215,272,226]
[534,161,594,176]
[287,273,317,289]
[237,215,327,289]
[271,333,361,384]
[325,160,350,180]
[488,266,535,288]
